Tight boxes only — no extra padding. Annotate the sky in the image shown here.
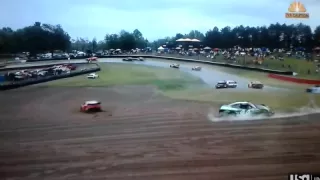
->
[1,0,320,41]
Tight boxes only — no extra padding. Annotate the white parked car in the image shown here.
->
[87,73,99,79]
[38,71,48,76]
[170,64,180,68]
[192,66,202,71]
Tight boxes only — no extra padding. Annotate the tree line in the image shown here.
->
[1,22,320,54]
[0,22,71,55]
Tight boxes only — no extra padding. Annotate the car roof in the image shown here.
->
[85,101,100,104]
[226,80,236,83]
[251,81,262,84]
[229,101,256,107]
[217,81,226,83]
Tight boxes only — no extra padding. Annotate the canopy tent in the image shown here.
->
[158,46,165,50]
[175,47,181,50]
[176,38,186,42]
[176,38,193,42]
[191,39,200,42]
[203,46,211,50]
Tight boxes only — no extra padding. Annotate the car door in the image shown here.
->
[230,103,242,114]
[238,103,253,114]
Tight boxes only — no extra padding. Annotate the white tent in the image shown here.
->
[203,46,211,50]
[176,38,185,42]
[191,39,200,42]
[158,46,164,50]
[176,47,181,50]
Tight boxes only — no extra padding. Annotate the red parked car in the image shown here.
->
[80,101,101,112]
[62,64,76,70]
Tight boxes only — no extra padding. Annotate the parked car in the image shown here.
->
[122,58,133,61]
[192,66,201,71]
[218,101,274,117]
[38,71,48,77]
[215,80,237,89]
[64,64,76,70]
[306,85,320,93]
[138,57,144,61]
[80,101,101,112]
[170,64,180,68]
[248,81,264,89]
[87,73,99,79]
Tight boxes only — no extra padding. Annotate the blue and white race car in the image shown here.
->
[218,101,274,117]
[306,85,320,93]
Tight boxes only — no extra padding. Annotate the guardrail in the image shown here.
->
[268,74,320,84]
[0,64,100,91]
[27,56,88,62]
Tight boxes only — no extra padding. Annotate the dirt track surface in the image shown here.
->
[0,86,320,180]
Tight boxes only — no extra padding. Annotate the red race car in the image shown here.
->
[86,57,98,62]
[80,101,101,112]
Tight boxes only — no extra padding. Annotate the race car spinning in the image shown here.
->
[218,101,274,117]
[80,101,102,112]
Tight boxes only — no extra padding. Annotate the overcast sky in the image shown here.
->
[1,0,320,41]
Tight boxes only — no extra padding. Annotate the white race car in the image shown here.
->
[87,73,99,79]
[248,81,264,89]
[306,85,320,93]
[192,66,201,71]
[219,101,274,117]
[170,64,180,68]
[215,80,237,89]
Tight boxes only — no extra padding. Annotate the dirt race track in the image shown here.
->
[0,85,320,180]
